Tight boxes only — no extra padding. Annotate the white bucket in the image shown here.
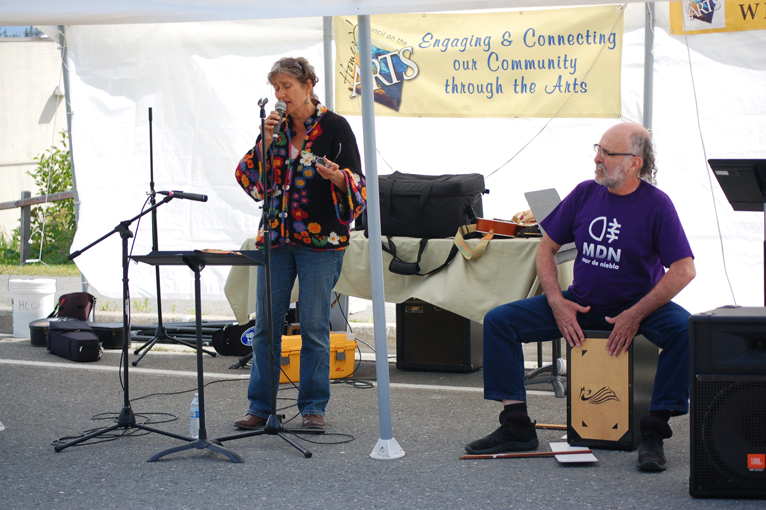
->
[9,278,56,338]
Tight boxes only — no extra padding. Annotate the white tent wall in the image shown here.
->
[31,2,766,314]
[66,19,325,300]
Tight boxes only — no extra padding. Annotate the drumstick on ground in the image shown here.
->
[460,449,592,460]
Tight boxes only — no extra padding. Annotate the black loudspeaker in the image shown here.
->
[689,307,766,499]
[396,298,482,372]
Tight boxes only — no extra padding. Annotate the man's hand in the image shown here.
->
[536,234,591,347]
[603,256,695,356]
[550,297,591,348]
[604,308,642,355]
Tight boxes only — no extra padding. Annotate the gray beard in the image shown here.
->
[595,163,626,190]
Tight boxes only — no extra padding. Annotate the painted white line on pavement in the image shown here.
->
[0,358,554,396]
[0,358,248,380]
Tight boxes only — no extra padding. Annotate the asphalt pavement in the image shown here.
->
[1,332,762,510]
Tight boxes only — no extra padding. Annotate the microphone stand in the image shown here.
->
[214,98,317,456]
[133,107,216,365]
[55,196,194,453]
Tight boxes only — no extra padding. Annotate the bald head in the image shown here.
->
[601,122,656,185]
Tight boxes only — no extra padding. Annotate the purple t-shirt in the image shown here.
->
[540,180,694,314]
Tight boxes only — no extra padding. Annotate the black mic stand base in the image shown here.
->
[132,325,217,367]
[54,405,192,453]
[147,437,244,463]
[215,413,324,459]
[229,351,253,370]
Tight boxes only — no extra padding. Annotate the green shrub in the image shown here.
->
[0,131,75,265]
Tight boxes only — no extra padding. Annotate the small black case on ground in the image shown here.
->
[89,322,125,349]
[47,318,102,362]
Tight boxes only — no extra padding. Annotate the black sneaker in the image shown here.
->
[637,433,667,472]
[465,421,539,455]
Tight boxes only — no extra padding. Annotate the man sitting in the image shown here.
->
[466,122,695,472]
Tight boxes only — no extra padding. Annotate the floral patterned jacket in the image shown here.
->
[235,104,366,250]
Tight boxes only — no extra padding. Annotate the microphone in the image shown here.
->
[157,190,208,202]
[273,100,286,139]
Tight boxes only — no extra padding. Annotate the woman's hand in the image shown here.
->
[260,109,283,152]
[316,158,348,192]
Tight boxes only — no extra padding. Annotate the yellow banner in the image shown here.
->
[334,6,624,118]
[670,1,766,34]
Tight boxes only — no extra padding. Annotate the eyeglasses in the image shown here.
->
[594,144,636,158]
[273,58,303,72]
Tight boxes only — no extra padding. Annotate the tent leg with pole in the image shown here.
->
[357,14,404,461]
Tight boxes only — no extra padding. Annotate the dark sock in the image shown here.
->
[640,414,672,439]
[499,403,531,428]
[649,410,672,423]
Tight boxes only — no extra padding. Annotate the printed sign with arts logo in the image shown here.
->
[334,6,624,118]
[670,0,766,34]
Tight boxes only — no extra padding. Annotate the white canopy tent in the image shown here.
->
[3,1,766,458]
[2,1,650,25]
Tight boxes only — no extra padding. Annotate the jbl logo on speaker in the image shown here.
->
[748,454,765,472]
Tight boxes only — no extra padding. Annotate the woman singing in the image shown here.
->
[234,57,366,430]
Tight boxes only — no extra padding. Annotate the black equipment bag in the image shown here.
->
[212,320,255,357]
[49,292,97,321]
[47,318,102,362]
[370,172,487,239]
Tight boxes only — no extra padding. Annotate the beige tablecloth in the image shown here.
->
[224,231,573,325]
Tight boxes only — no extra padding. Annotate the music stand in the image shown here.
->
[708,159,766,305]
[130,249,264,463]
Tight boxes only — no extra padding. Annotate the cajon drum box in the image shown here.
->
[567,331,658,451]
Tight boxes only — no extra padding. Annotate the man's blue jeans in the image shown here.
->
[483,291,690,414]
[246,244,345,418]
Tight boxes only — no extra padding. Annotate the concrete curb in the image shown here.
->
[0,304,235,335]
[0,304,398,353]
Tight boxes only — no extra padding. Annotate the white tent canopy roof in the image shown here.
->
[4,0,646,25]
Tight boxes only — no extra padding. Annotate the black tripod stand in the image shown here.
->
[214,98,320,457]
[55,198,197,454]
[133,107,216,366]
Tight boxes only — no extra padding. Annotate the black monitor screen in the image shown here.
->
[708,159,766,212]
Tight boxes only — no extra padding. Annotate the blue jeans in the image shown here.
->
[483,291,690,414]
[246,245,345,418]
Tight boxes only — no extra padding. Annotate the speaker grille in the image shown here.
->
[692,378,766,497]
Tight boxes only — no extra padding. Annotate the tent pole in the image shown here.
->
[58,25,89,293]
[357,14,404,460]
[642,3,655,131]
[323,17,334,111]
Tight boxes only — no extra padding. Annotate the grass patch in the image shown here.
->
[0,263,81,277]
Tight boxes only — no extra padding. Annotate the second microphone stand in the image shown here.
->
[214,98,316,456]
[133,107,216,365]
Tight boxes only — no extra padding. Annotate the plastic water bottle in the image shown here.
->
[190,393,200,438]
